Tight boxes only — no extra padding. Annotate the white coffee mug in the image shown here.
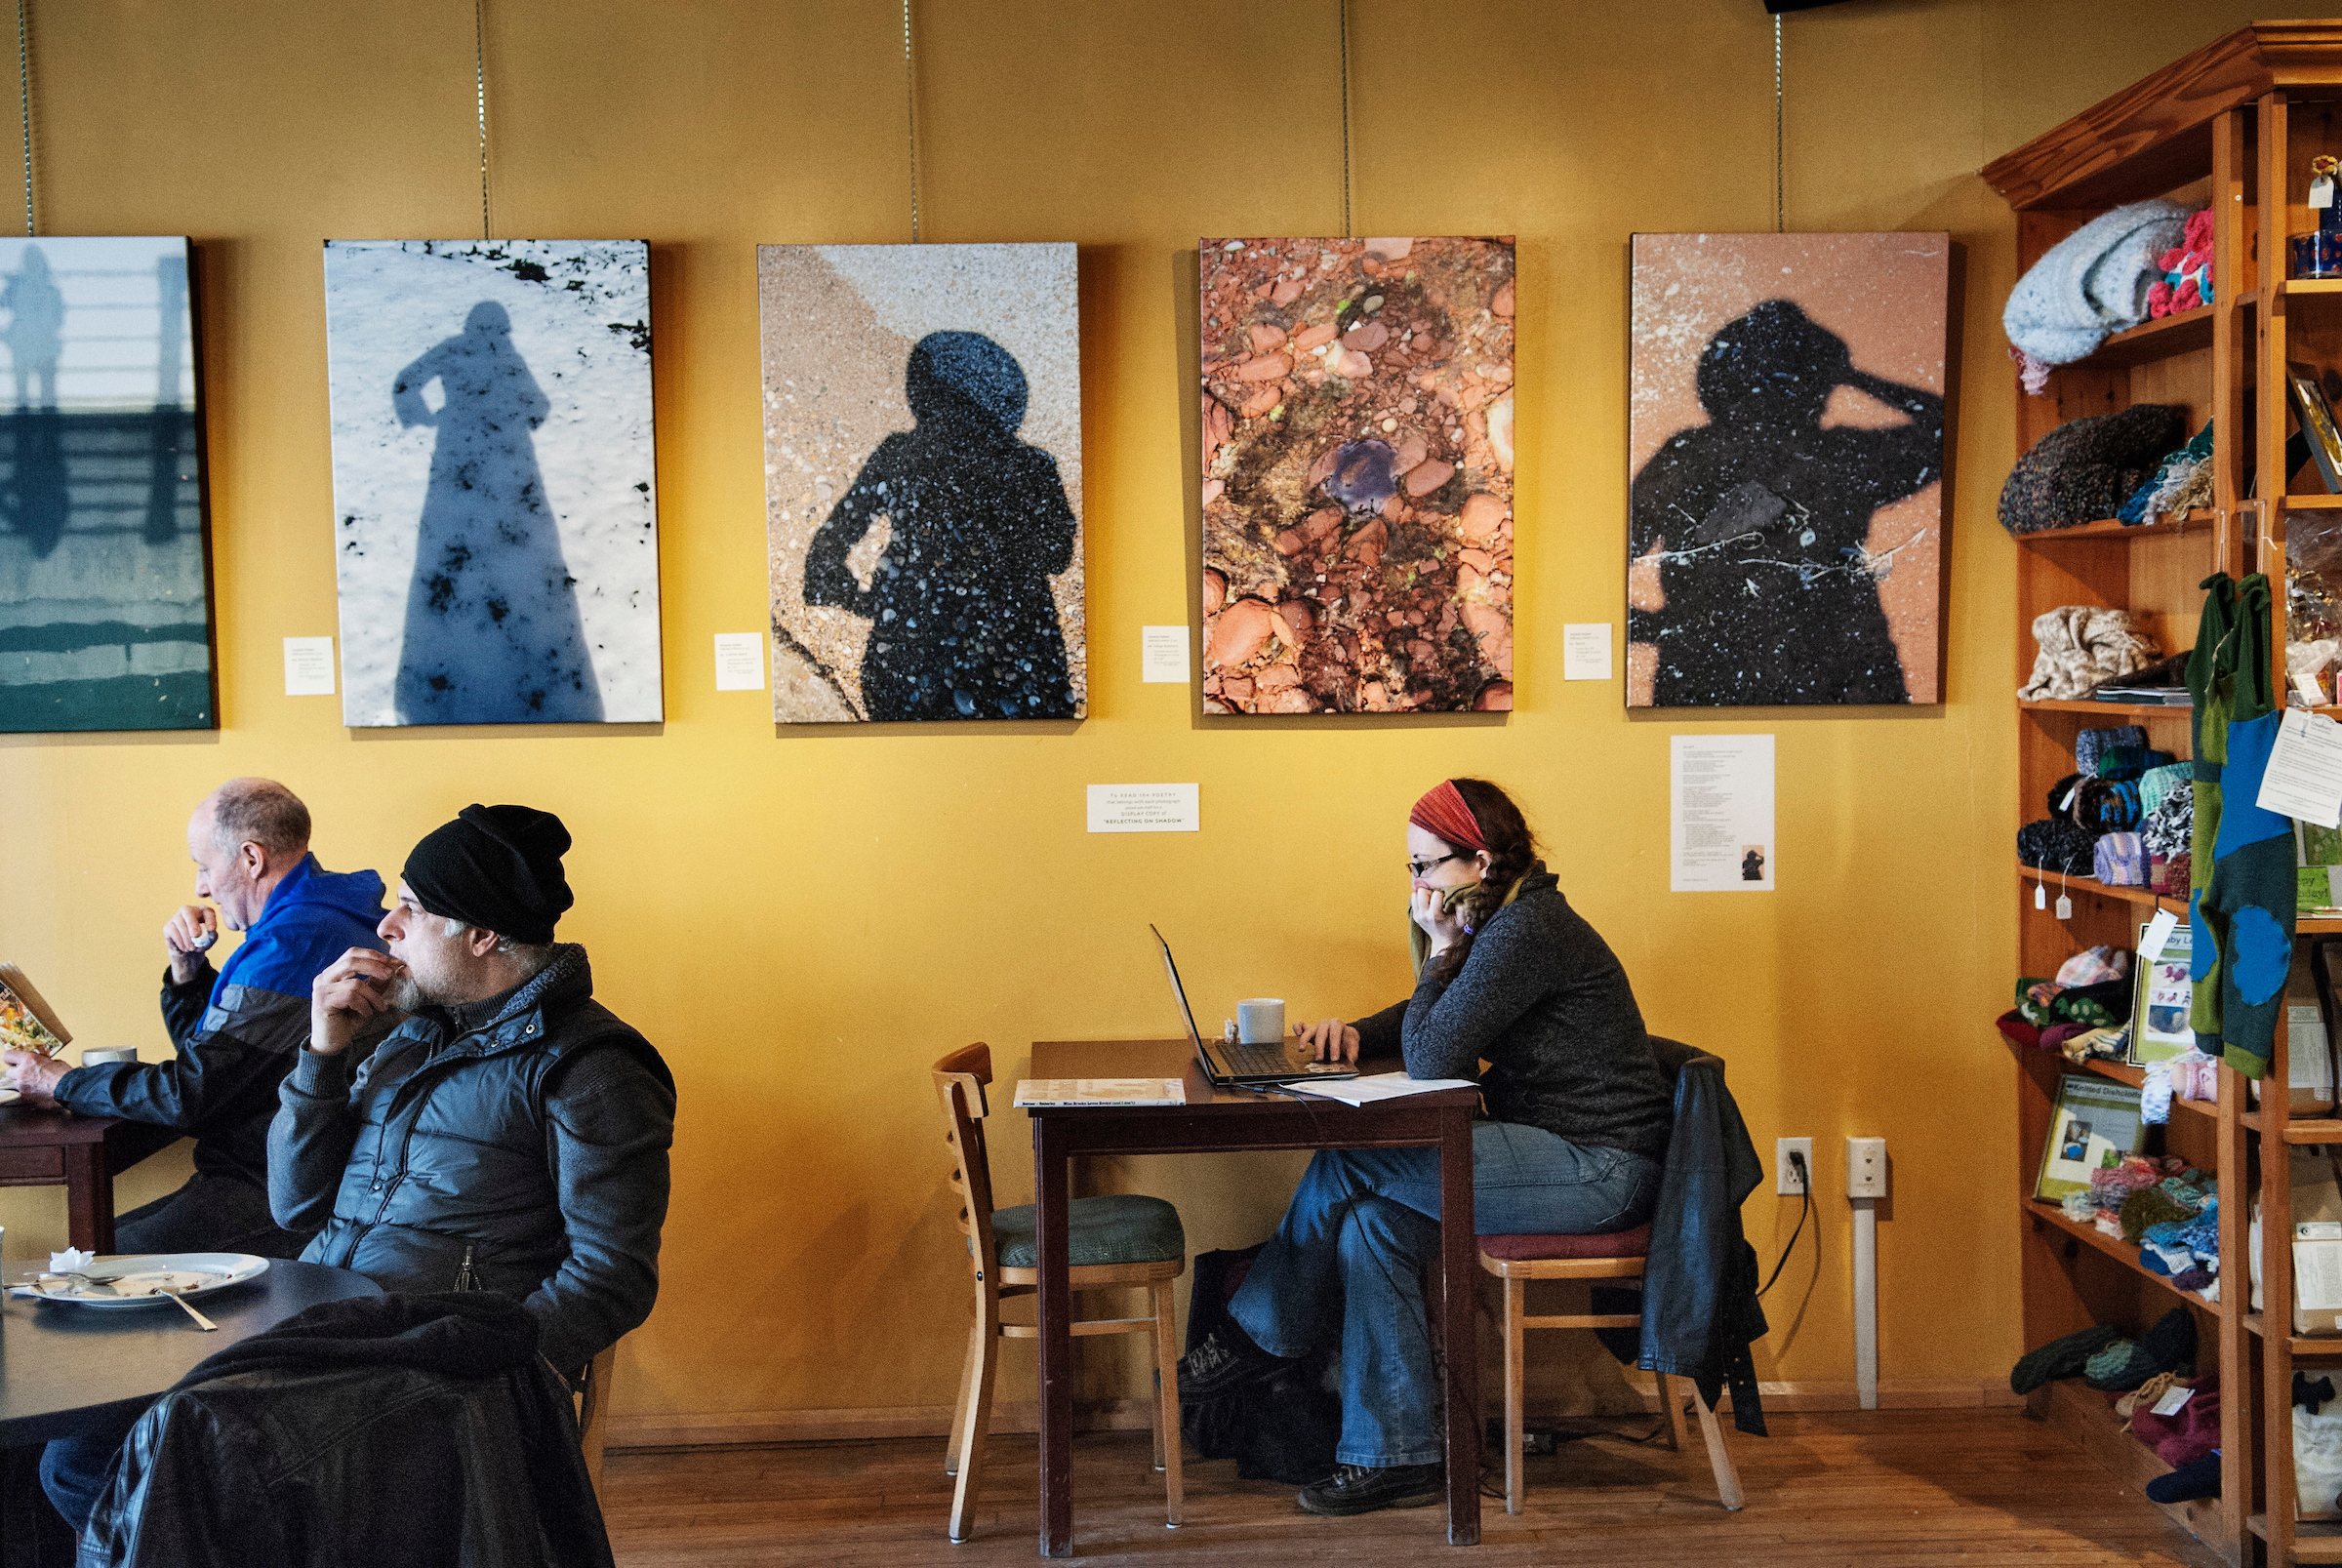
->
[79,1047,137,1066]
[1236,998,1285,1045]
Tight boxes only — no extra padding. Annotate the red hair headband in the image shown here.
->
[1409,780,1486,853]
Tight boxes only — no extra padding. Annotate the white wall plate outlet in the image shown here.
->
[1776,1137,1814,1196]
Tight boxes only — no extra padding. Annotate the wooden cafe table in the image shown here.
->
[0,1102,181,1254]
[1026,1038,1481,1556]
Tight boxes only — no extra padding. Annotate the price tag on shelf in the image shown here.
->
[2139,907,2179,959]
[2056,893,2073,920]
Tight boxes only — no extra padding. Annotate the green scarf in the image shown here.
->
[1408,862,1535,979]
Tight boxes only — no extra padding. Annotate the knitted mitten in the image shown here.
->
[2010,1322,2125,1394]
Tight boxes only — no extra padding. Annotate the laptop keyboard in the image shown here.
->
[1222,1042,1301,1078]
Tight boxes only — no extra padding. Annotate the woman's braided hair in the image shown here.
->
[1424,778,1537,983]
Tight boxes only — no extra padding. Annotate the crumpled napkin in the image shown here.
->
[48,1248,93,1273]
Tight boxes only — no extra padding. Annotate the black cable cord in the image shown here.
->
[1757,1150,1810,1298]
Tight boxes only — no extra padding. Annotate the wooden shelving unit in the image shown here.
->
[1984,24,2342,1565]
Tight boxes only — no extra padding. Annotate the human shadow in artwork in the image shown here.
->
[1628,300,1943,706]
[802,331,1077,721]
[0,246,66,557]
[390,301,601,724]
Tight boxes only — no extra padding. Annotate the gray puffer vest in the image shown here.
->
[302,947,672,1310]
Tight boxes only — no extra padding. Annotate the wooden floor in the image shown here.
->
[599,1409,2225,1567]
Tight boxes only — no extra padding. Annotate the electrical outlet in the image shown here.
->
[1846,1136,1888,1198]
[1776,1137,1814,1195]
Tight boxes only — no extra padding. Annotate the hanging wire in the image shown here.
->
[15,0,29,237]
[1337,0,1353,238]
[904,0,920,243]
[1773,13,1784,233]
[473,0,490,240]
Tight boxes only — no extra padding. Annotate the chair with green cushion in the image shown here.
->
[932,1043,1188,1543]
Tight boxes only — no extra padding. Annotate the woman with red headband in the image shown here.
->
[1179,777,1670,1517]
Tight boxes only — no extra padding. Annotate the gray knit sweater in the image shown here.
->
[1353,871,1672,1160]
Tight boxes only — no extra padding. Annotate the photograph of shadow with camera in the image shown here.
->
[1627,231,1949,708]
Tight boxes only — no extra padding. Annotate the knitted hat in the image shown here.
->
[402,803,576,945]
[2002,199,2192,364]
[2011,1322,2125,1394]
[2001,406,2190,535]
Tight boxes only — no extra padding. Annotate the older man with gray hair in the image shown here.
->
[2,777,386,1255]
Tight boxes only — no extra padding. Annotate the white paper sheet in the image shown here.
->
[1563,623,1613,681]
[1142,625,1191,683]
[2139,907,2179,960]
[2259,708,2342,828]
[713,633,766,692]
[1288,1070,1478,1106]
[283,637,336,697]
[1087,784,1199,833]
[1670,735,1775,891]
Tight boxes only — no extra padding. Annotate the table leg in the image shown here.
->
[62,1143,113,1255]
[1437,1100,1480,1546]
[1034,1116,1074,1557]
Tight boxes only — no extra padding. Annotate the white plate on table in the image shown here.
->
[8,1252,268,1307]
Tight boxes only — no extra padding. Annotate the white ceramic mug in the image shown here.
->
[1236,998,1285,1045]
[79,1047,137,1066]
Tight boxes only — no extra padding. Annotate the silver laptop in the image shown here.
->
[1150,925,1357,1085]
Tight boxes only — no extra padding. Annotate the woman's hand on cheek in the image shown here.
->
[1411,885,1469,952]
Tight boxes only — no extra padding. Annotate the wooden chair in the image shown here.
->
[933,1043,1188,1543]
[576,1340,619,1496]
[1477,1038,1744,1515]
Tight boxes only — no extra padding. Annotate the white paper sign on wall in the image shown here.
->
[1670,734,1775,892]
[1088,784,1200,833]
[1563,623,1613,681]
[713,633,766,692]
[1142,625,1191,683]
[283,638,337,697]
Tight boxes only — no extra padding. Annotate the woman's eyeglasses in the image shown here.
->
[1406,851,1472,877]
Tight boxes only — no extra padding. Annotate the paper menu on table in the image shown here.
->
[1286,1071,1478,1106]
[1012,1078,1188,1107]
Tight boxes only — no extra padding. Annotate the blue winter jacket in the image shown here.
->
[54,854,387,1187]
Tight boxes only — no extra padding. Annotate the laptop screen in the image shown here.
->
[1149,925,1210,1069]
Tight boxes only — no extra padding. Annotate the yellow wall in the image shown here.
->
[0,0,2274,1427]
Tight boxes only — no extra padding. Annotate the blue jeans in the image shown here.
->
[1229,1121,1659,1468]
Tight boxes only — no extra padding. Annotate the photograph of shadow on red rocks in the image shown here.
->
[1198,236,1514,715]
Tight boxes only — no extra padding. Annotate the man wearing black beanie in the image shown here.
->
[278,805,673,1375]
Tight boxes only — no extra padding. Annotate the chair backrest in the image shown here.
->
[1647,1034,1723,1086]
[933,1044,1001,1286]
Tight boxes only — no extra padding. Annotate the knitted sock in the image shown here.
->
[2171,1267,2217,1293]
[2011,1322,2125,1394]
[2145,1450,2221,1503]
[2201,575,2297,1076]
[2187,576,2238,1046]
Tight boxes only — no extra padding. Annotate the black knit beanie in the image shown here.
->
[402,804,574,945]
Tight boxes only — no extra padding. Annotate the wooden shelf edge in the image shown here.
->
[2247,1315,2342,1356]
[2015,864,2184,911]
[2021,1198,2222,1309]
[2033,1380,2224,1554]
[2284,1120,2342,1145]
[2019,699,2193,716]
[2078,1057,2220,1120]
[2070,307,2214,369]
[2017,509,2218,545]
[2249,1513,2342,1561]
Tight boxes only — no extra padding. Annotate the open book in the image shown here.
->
[0,961,70,1056]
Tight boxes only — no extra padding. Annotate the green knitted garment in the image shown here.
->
[2184,576,2237,1044]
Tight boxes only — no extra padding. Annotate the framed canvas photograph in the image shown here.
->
[324,239,663,727]
[1198,236,1514,714]
[758,243,1084,724]
[0,237,216,732]
[1628,232,1949,707]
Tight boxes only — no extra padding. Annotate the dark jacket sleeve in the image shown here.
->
[54,973,314,1133]
[1396,908,1551,1079]
[1637,1061,1768,1434]
[268,1047,365,1231]
[158,961,215,1052]
[1351,998,1409,1059]
[522,1045,676,1374]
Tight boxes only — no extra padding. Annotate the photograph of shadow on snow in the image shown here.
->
[0,236,215,733]
[758,242,1084,724]
[324,239,662,727]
